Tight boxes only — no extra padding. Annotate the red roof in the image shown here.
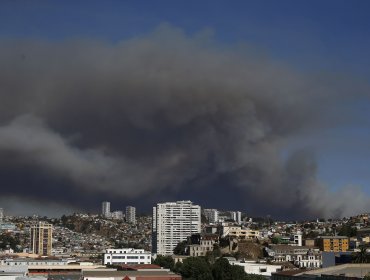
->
[120,264,162,271]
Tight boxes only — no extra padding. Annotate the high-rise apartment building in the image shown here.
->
[152,200,201,256]
[126,206,136,224]
[0,208,3,223]
[203,209,219,224]
[230,211,242,224]
[102,201,111,218]
[30,222,53,256]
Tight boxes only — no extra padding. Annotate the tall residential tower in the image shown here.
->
[102,201,111,218]
[30,222,53,256]
[152,200,201,256]
[126,206,136,224]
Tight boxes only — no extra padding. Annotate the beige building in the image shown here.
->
[223,226,259,240]
[188,237,217,257]
[30,222,53,256]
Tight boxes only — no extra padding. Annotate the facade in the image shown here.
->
[30,222,53,256]
[188,238,217,257]
[230,211,242,224]
[0,208,3,222]
[126,206,136,224]
[111,211,124,220]
[1,258,69,266]
[294,233,303,246]
[268,245,322,269]
[222,226,259,240]
[152,201,201,256]
[104,248,151,265]
[102,201,111,218]
[316,236,349,252]
[203,209,219,224]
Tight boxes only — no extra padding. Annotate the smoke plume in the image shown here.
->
[0,25,368,218]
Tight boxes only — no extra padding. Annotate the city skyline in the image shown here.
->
[0,1,369,218]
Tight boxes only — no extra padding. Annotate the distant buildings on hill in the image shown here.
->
[101,201,136,223]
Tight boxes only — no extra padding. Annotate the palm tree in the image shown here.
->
[353,246,369,263]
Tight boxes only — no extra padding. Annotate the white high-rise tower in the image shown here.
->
[102,201,111,218]
[126,206,136,224]
[152,200,201,255]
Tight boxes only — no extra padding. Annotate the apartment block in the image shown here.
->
[152,201,201,256]
[316,236,349,252]
[126,206,136,224]
[30,222,53,256]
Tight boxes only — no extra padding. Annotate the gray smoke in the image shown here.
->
[0,25,368,218]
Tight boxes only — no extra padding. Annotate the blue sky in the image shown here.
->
[2,0,370,75]
[1,0,370,213]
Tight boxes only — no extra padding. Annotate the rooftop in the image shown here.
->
[297,264,370,278]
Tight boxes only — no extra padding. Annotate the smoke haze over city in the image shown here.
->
[0,1,370,219]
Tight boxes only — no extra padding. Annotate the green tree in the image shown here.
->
[205,244,222,264]
[174,240,188,255]
[180,257,213,280]
[245,274,267,280]
[153,255,175,270]
[173,261,183,273]
[271,236,280,244]
[212,257,247,280]
[0,233,20,251]
[338,224,357,237]
[352,246,369,263]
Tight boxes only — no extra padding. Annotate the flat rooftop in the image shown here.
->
[297,264,370,278]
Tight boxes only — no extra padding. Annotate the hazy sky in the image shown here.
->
[0,1,369,219]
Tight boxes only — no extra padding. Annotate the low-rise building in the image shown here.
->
[268,245,322,269]
[227,258,282,277]
[222,226,259,240]
[187,235,217,257]
[104,248,151,265]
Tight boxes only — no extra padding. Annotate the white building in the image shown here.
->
[268,245,322,269]
[111,211,124,220]
[0,208,3,223]
[294,232,303,246]
[102,201,111,218]
[188,238,217,257]
[229,211,242,224]
[227,259,282,277]
[152,200,201,256]
[203,209,219,224]
[104,248,151,265]
[125,206,136,224]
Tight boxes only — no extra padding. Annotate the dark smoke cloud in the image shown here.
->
[0,25,368,218]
